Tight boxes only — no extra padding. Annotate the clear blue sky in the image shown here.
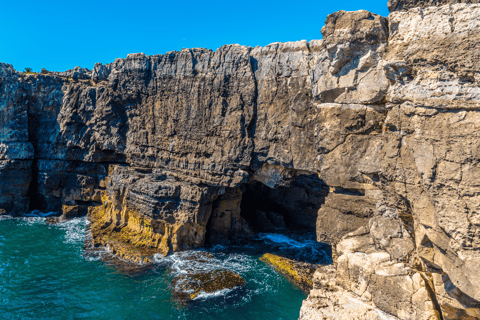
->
[0,0,389,72]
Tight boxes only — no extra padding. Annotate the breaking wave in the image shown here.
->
[56,217,89,244]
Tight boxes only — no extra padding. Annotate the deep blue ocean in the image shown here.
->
[0,214,331,320]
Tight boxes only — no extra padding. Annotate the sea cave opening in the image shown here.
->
[239,174,330,232]
[238,173,333,264]
[204,171,333,263]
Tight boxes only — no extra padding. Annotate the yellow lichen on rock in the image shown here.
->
[260,253,316,292]
[87,187,212,263]
[88,191,166,263]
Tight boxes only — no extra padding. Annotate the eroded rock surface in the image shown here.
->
[1,1,480,319]
[260,253,317,292]
[299,266,401,320]
[169,252,246,303]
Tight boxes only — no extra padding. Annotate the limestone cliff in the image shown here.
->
[1,0,480,318]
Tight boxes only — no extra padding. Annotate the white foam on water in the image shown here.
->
[5,211,58,227]
[153,253,165,263]
[256,232,333,265]
[258,233,309,248]
[161,251,258,278]
[158,249,287,304]
[56,217,88,245]
[17,216,46,226]
[193,288,235,300]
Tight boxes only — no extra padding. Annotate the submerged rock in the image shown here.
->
[260,253,316,292]
[168,251,246,302]
[171,269,245,302]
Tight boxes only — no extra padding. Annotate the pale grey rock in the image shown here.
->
[299,267,401,320]
[388,0,480,12]
[311,10,389,105]
[387,4,480,109]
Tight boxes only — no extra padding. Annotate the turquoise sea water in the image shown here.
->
[0,215,331,320]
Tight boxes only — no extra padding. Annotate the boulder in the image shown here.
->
[171,269,245,302]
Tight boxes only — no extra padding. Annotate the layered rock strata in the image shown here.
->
[1,1,480,318]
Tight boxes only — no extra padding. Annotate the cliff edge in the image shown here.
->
[1,0,480,318]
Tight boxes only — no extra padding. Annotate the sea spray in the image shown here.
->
[0,214,329,319]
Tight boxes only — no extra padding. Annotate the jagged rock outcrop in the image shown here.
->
[1,0,480,318]
[300,266,401,320]
[387,0,480,12]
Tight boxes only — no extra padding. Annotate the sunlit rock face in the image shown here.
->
[2,0,480,318]
[387,0,480,12]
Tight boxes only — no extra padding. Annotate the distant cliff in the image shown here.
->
[1,1,480,319]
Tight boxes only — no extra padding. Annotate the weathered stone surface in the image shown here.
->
[386,4,480,109]
[88,165,224,258]
[251,40,323,172]
[33,160,108,212]
[0,160,32,214]
[302,4,480,319]
[0,63,34,214]
[260,253,317,292]
[317,191,377,246]
[315,104,385,191]
[312,11,389,105]
[433,273,480,320]
[171,269,245,302]
[206,186,253,243]
[388,0,480,12]
[380,3,480,306]
[299,267,401,320]
[2,2,480,319]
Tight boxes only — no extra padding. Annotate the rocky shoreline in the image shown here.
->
[2,0,480,318]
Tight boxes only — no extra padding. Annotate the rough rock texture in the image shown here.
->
[2,1,480,319]
[170,252,246,303]
[0,64,34,214]
[387,0,480,12]
[299,266,401,320]
[171,269,245,302]
[260,253,317,292]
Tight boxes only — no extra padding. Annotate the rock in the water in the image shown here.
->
[260,253,316,292]
[3,1,480,318]
[171,269,245,302]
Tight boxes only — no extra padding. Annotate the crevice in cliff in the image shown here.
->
[420,273,445,320]
[247,55,259,141]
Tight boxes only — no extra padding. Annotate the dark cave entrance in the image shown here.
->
[237,173,333,264]
[203,171,333,263]
[239,173,330,232]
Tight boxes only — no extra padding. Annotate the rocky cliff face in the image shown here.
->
[1,0,480,318]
